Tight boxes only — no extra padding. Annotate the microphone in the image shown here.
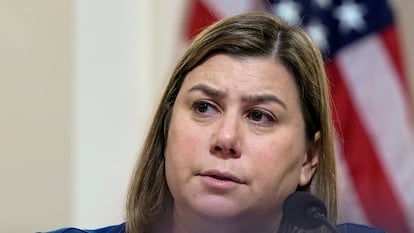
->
[278,191,339,233]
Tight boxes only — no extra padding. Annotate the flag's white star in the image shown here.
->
[333,0,367,34]
[313,0,332,9]
[273,0,302,25]
[306,20,329,51]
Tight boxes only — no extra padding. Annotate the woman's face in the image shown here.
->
[164,54,319,229]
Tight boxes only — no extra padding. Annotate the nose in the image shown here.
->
[210,112,242,158]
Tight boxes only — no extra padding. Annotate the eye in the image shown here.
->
[195,102,209,113]
[246,109,276,125]
[191,100,219,116]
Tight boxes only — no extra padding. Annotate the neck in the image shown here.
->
[151,207,281,233]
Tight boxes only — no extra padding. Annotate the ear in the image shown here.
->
[299,131,320,187]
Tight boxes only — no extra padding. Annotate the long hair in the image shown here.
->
[125,11,337,233]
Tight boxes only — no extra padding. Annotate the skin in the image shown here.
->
[163,54,319,233]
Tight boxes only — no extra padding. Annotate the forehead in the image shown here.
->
[181,54,298,98]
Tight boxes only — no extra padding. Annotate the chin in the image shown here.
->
[191,197,250,220]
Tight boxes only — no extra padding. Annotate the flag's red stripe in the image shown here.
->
[327,62,411,233]
[379,26,406,86]
[186,0,219,40]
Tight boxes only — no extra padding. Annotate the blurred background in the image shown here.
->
[1,0,413,232]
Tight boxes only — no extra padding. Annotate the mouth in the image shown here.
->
[199,170,244,184]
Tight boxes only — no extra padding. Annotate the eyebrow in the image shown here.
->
[187,83,287,109]
[187,84,227,98]
[242,94,287,109]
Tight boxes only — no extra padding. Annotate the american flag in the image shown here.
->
[185,0,414,232]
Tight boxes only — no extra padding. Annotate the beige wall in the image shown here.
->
[0,0,72,232]
[0,0,413,232]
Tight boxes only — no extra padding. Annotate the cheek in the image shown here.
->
[248,135,306,190]
[165,112,207,199]
[166,119,201,161]
[165,113,204,177]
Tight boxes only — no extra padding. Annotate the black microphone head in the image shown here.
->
[282,191,328,229]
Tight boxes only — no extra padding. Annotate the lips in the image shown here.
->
[200,170,244,184]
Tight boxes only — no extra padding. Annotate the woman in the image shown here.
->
[45,12,384,233]
[126,11,336,233]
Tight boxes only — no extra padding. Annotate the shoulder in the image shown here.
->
[41,223,125,233]
[336,223,387,233]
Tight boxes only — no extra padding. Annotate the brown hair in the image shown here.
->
[125,11,337,232]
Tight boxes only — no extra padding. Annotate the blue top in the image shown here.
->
[42,222,386,233]
[336,223,386,233]
[42,223,126,233]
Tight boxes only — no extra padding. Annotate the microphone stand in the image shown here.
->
[312,211,340,233]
